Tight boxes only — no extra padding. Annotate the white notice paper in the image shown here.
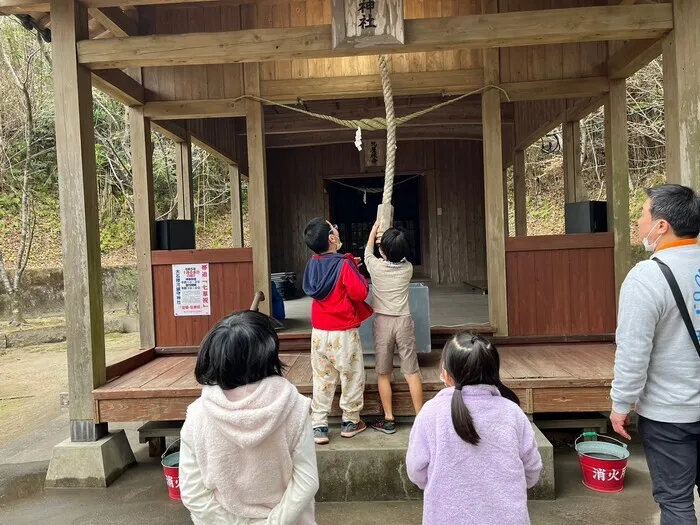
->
[172,263,211,316]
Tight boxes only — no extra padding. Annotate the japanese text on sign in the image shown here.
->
[358,0,377,29]
[172,263,211,317]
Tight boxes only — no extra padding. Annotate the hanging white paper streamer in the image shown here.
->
[354,127,363,151]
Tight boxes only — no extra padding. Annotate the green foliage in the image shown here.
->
[100,215,135,254]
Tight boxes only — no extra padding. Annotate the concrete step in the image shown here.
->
[315,423,555,502]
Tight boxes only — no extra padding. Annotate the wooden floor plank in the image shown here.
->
[93,343,616,421]
[102,356,188,390]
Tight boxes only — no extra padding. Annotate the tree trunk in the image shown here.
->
[9,292,23,327]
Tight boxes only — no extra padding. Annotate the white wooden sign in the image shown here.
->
[172,263,211,316]
[332,0,404,49]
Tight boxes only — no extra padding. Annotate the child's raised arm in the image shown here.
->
[364,222,380,274]
[341,258,369,303]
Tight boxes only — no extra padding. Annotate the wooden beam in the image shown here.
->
[604,79,631,299]
[502,77,609,101]
[262,69,484,103]
[90,68,144,106]
[662,0,700,190]
[265,126,483,148]
[129,105,156,349]
[566,96,605,122]
[175,136,193,221]
[245,64,272,316]
[229,165,244,248]
[88,7,137,37]
[481,0,508,336]
[76,5,673,70]
[563,119,586,203]
[151,120,187,142]
[515,109,565,151]
[143,99,246,120]
[191,135,236,165]
[51,0,106,442]
[513,149,527,237]
[607,38,663,80]
[1,0,304,10]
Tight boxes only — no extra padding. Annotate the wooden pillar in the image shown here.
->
[662,0,700,190]
[175,134,194,220]
[244,63,272,314]
[51,0,106,442]
[563,119,586,203]
[130,106,156,348]
[513,149,527,236]
[481,0,508,335]
[229,165,244,248]
[604,79,631,298]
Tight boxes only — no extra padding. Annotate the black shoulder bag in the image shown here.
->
[654,258,700,359]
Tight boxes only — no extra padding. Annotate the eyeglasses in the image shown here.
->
[329,224,338,235]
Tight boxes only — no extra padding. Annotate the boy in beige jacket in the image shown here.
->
[364,222,424,433]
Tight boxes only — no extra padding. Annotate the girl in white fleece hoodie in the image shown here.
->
[179,311,319,525]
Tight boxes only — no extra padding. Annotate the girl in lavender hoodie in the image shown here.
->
[179,311,319,525]
[406,334,542,525]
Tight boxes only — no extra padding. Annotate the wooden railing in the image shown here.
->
[152,248,254,347]
[506,233,616,337]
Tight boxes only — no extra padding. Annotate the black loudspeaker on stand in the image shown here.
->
[156,220,196,250]
[565,201,608,234]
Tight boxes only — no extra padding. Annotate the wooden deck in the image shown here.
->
[93,343,615,423]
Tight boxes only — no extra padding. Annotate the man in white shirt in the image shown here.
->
[610,184,700,524]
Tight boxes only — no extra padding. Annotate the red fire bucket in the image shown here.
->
[575,432,630,493]
[161,440,181,501]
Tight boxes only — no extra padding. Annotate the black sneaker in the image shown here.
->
[371,418,397,434]
[340,420,367,438]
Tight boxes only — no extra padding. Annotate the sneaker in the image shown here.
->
[313,426,329,445]
[340,420,367,438]
[371,418,397,435]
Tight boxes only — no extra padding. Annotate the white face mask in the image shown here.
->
[642,221,663,253]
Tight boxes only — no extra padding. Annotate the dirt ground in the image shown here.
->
[0,332,141,447]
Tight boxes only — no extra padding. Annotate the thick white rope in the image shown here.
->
[378,55,396,206]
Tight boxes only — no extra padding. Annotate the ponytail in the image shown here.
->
[451,386,480,445]
[497,381,521,406]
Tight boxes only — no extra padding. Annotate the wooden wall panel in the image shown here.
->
[506,234,616,336]
[187,118,238,162]
[139,0,483,98]
[267,140,486,286]
[514,99,566,149]
[498,0,608,83]
[152,249,254,347]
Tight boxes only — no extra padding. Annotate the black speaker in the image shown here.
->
[565,201,608,234]
[156,220,196,250]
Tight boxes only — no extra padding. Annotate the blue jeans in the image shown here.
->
[638,415,700,525]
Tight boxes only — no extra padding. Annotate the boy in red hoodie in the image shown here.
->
[302,218,373,444]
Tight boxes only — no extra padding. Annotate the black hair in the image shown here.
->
[646,184,700,238]
[442,333,520,445]
[195,310,284,390]
[380,227,411,263]
[304,217,331,254]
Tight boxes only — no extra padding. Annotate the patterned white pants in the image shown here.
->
[310,328,365,428]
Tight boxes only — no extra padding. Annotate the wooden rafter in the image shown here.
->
[607,38,663,80]
[74,5,672,70]
[87,7,137,37]
[91,68,144,106]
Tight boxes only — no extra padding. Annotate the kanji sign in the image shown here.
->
[172,263,211,317]
[332,0,404,50]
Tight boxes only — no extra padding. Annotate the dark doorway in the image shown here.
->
[327,175,422,265]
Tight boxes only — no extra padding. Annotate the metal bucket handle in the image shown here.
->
[575,431,628,450]
[161,438,181,461]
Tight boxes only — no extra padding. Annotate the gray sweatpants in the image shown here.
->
[638,416,700,525]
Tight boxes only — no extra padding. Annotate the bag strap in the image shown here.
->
[654,258,700,358]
